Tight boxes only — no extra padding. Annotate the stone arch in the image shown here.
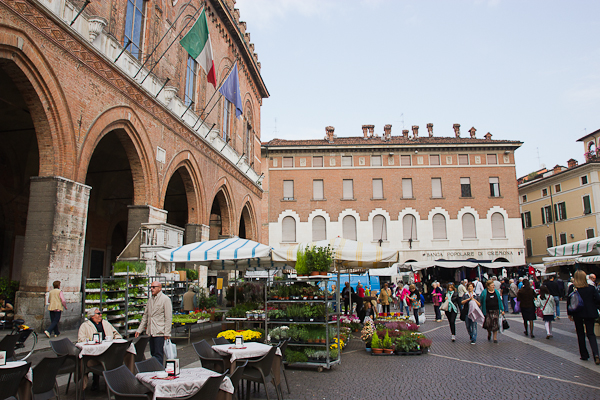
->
[238,195,258,240]
[77,106,157,205]
[161,150,205,224]
[208,178,235,239]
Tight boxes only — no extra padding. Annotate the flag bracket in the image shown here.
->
[70,0,91,27]
[155,78,170,98]
[181,101,194,118]
[114,39,132,63]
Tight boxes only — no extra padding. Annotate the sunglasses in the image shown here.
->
[95,312,102,315]
[150,285,160,288]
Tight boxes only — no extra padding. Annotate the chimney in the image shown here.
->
[411,125,419,139]
[567,158,578,168]
[469,127,476,138]
[453,124,461,138]
[383,124,392,141]
[553,165,562,174]
[402,129,409,139]
[484,132,492,140]
[367,125,375,138]
[325,126,335,143]
[427,123,433,137]
[362,125,369,139]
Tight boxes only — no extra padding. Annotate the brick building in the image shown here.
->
[261,124,525,272]
[0,0,267,329]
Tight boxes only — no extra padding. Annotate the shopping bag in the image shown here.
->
[514,300,521,313]
[568,289,584,313]
[440,299,450,312]
[164,339,177,359]
[502,316,510,330]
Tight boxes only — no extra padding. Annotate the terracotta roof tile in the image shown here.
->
[262,136,522,147]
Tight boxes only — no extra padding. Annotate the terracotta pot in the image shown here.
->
[372,348,383,354]
[310,271,320,276]
[383,349,394,354]
[319,271,328,276]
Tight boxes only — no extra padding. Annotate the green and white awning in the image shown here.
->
[576,255,600,264]
[546,237,600,256]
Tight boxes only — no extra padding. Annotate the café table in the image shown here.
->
[212,342,282,386]
[0,360,33,400]
[75,338,137,372]
[137,367,234,400]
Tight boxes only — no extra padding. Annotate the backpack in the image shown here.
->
[567,288,584,313]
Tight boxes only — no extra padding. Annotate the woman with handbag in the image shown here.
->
[408,284,421,326]
[481,280,505,343]
[567,270,600,363]
[517,279,536,338]
[431,282,443,322]
[461,282,480,344]
[534,286,555,339]
[442,283,459,342]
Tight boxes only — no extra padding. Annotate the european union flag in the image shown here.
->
[219,62,243,118]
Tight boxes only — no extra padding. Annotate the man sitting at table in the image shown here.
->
[78,308,122,390]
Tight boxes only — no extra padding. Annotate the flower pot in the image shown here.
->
[319,271,328,276]
[310,271,320,276]
[421,347,429,354]
[383,349,394,354]
[372,348,383,354]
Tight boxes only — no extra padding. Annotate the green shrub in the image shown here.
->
[0,277,19,302]
[113,261,146,274]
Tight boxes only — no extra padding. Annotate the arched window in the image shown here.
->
[491,212,506,238]
[432,214,447,240]
[462,213,477,239]
[373,215,387,242]
[342,215,357,241]
[312,216,326,241]
[402,214,417,240]
[282,216,296,242]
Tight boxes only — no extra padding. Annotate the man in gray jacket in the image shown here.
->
[136,281,172,365]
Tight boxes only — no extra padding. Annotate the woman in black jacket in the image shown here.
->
[567,270,600,364]
[444,283,460,342]
[517,279,537,338]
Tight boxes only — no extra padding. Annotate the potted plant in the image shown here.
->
[382,331,394,354]
[371,332,383,354]
[295,248,308,276]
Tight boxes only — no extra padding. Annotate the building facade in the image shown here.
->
[0,0,267,329]
[261,124,525,268]
[519,130,600,264]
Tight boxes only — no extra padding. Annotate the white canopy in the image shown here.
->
[156,238,284,270]
[272,237,398,269]
[542,256,578,268]
[367,264,401,276]
[401,260,524,272]
[546,237,600,257]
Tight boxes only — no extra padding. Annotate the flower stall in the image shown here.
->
[361,319,432,355]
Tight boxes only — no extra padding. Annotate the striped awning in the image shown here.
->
[542,256,578,267]
[546,237,600,256]
[575,255,600,264]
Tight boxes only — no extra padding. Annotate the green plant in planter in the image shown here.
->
[382,331,393,350]
[371,332,382,349]
[285,350,308,364]
[304,245,333,274]
[395,333,419,352]
[329,348,339,360]
[295,248,308,275]
[112,261,146,274]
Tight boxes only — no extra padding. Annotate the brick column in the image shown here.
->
[127,205,168,242]
[15,176,91,331]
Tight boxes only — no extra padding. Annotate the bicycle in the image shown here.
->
[9,319,38,360]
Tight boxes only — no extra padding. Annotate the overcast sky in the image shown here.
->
[236,0,600,177]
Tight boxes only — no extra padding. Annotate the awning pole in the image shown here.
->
[234,260,237,307]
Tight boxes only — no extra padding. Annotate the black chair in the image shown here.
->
[229,360,248,400]
[84,340,131,390]
[0,361,31,400]
[212,337,229,346]
[49,338,81,394]
[170,370,229,400]
[241,346,281,400]
[31,356,66,400]
[103,365,152,400]
[0,334,20,361]
[192,340,227,373]
[133,335,150,363]
[134,357,164,374]
[277,339,291,394]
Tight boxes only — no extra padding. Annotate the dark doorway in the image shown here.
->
[164,168,189,228]
[89,249,105,278]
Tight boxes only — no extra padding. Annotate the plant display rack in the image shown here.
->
[265,274,341,372]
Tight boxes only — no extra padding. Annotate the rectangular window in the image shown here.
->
[402,178,413,198]
[373,179,383,199]
[542,188,548,197]
[283,180,294,200]
[460,177,471,197]
[526,239,533,257]
[222,99,231,141]
[541,205,553,224]
[313,156,323,167]
[431,178,442,198]
[341,156,352,166]
[587,228,595,238]
[282,157,293,168]
[313,180,324,200]
[124,0,145,59]
[184,56,197,106]
[489,177,500,197]
[522,195,527,203]
[524,211,532,228]
[342,179,354,199]
[583,195,592,214]
[487,154,497,164]
[554,184,561,193]
[560,233,567,245]
[521,213,525,229]
[430,155,440,165]
[581,175,588,185]
[546,235,553,249]
[554,202,567,221]
[401,155,411,166]
[371,155,382,166]
[458,154,469,165]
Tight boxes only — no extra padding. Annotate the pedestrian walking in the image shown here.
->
[461,282,481,344]
[342,282,355,315]
[474,277,484,296]
[567,270,600,364]
[509,278,518,313]
[45,280,66,338]
[500,278,510,313]
[534,286,555,339]
[379,283,391,314]
[408,284,421,326]
[517,279,537,338]
[136,281,172,365]
[544,275,561,320]
[399,284,411,316]
[432,282,443,322]
[481,280,505,343]
[443,283,459,342]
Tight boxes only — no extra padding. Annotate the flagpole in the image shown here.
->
[194,60,239,132]
[140,6,204,85]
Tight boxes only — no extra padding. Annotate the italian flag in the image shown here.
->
[180,9,216,87]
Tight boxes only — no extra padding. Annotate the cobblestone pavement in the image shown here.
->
[20,303,600,399]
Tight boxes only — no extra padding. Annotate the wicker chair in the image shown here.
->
[241,346,281,400]
[192,340,227,373]
[84,340,131,391]
[49,338,81,394]
[31,356,66,400]
[103,365,152,400]
[0,361,31,400]
[276,339,291,394]
[228,360,248,400]
[212,337,229,345]
[168,370,229,400]
[133,335,150,363]
[0,334,20,361]
[135,357,164,374]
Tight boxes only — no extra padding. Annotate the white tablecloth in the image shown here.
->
[137,367,234,400]
[0,360,32,382]
[212,342,281,363]
[75,339,136,358]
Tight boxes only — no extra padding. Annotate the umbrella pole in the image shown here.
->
[234,261,237,307]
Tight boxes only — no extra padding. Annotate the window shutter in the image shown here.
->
[432,178,442,197]
[432,214,447,239]
[541,207,546,224]
[561,202,567,219]
[373,215,387,241]
[401,155,411,166]
[283,181,294,199]
[587,228,595,239]
[462,213,477,239]
[402,179,413,198]
[546,236,553,248]
[343,180,353,199]
[373,179,383,199]
[491,213,505,238]
[342,156,352,166]
[487,154,497,164]
[282,217,296,242]
[313,180,324,200]
[458,155,469,165]
[312,216,326,241]
[403,214,417,240]
[430,155,440,165]
[343,215,357,240]
[526,239,533,256]
[283,157,293,168]
[460,177,470,185]
[560,233,567,245]
[313,157,323,167]
[371,156,382,166]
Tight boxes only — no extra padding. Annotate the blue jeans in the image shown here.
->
[465,317,478,342]
[149,336,166,366]
[46,311,61,335]
[502,295,509,314]
[553,296,560,317]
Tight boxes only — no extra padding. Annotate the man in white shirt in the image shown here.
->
[474,277,484,296]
